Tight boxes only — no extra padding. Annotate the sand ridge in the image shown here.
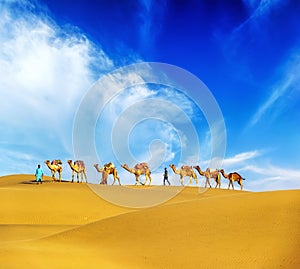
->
[0,174,299,268]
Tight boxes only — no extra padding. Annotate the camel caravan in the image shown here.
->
[44,159,87,183]
[43,159,246,190]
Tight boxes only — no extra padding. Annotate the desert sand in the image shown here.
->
[0,174,299,268]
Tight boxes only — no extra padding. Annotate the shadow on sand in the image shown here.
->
[19,179,71,184]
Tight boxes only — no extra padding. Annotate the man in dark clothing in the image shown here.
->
[163,167,171,185]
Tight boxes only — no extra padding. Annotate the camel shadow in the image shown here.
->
[19,179,70,184]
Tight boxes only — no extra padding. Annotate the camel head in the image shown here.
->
[94,164,98,168]
[67,160,72,164]
[169,164,175,168]
[44,160,50,164]
[121,164,128,169]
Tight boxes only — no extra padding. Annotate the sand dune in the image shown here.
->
[0,174,299,268]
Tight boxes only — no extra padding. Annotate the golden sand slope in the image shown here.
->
[0,174,299,269]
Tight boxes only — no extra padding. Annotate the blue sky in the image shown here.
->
[0,0,300,191]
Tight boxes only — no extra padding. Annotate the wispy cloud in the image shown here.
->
[222,150,262,166]
[241,164,300,191]
[0,0,114,176]
[235,0,283,34]
[243,164,300,178]
[223,0,284,61]
[138,0,167,52]
[202,150,262,169]
[249,52,300,127]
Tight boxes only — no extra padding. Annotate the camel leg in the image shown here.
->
[52,171,56,181]
[231,181,234,190]
[100,172,106,184]
[114,170,121,185]
[113,174,121,185]
[195,178,198,186]
[111,171,116,185]
[148,175,152,186]
[189,176,192,186]
[136,175,143,185]
[206,177,212,188]
[180,176,184,186]
[77,172,80,183]
[71,171,74,183]
[239,180,243,191]
[143,175,147,186]
[84,171,88,183]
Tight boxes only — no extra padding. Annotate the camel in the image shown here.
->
[67,160,88,183]
[121,162,152,185]
[193,165,221,188]
[44,160,62,181]
[219,169,245,190]
[169,164,198,186]
[94,163,121,185]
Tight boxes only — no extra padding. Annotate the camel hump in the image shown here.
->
[135,162,149,170]
[75,160,85,168]
[104,162,114,169]
[51,159,62,165]
[181,165,192,170]
[210,169,218,175]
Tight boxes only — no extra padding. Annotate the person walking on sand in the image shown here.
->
[163,167,171,186]
[35,164,44,184]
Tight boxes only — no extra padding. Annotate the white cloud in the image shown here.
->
[241,164,300,191]
[222,150,262,166]
[243,164,300,179]
[202,150,262,170]
[0,1,114,176]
